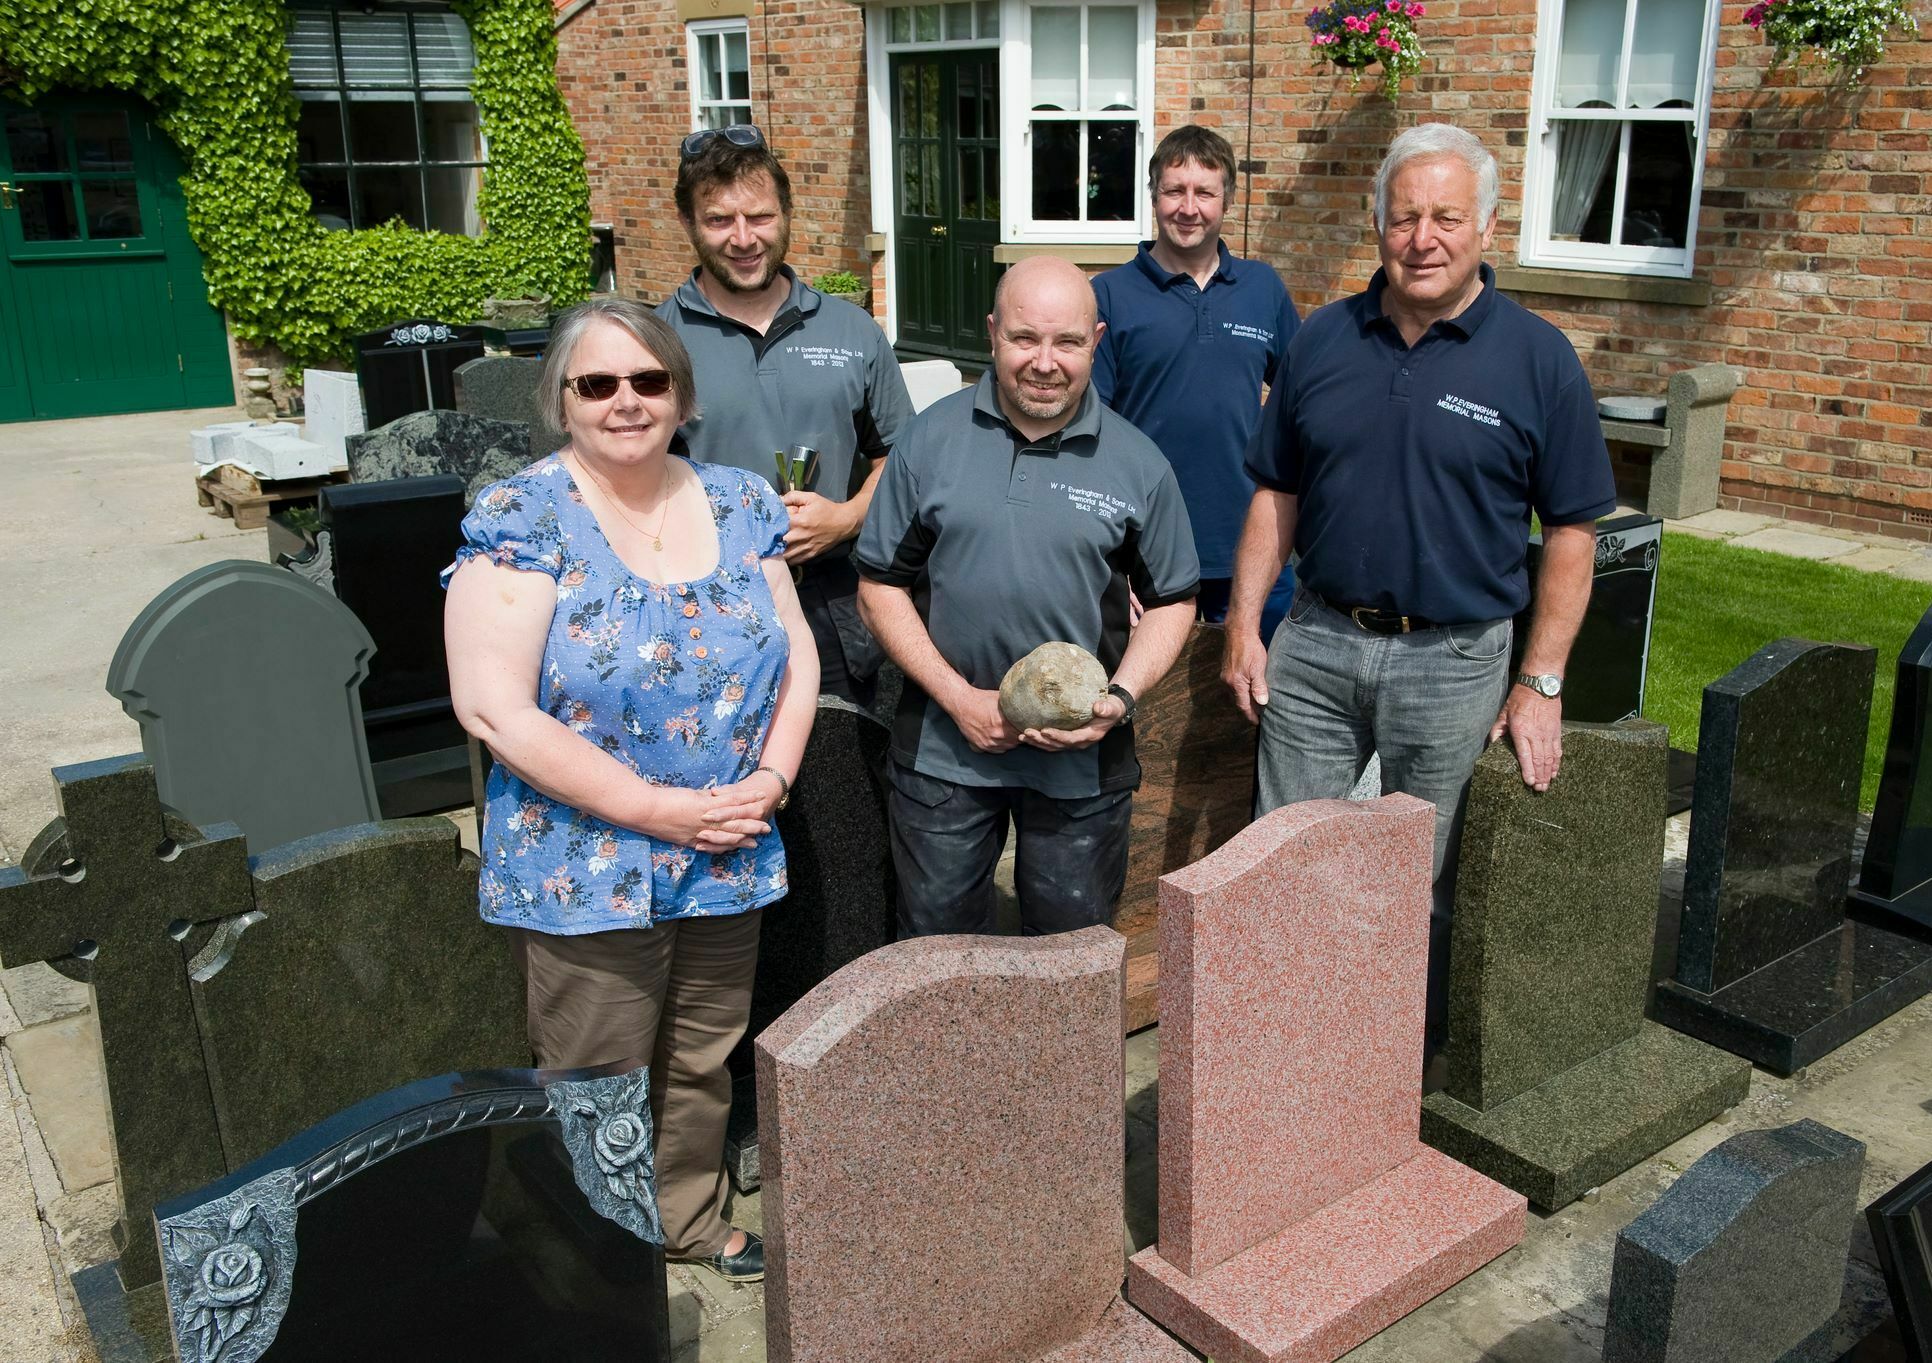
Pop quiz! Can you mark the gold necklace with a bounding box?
[572,451,675,551]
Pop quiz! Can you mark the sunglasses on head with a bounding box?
[680,124,766,160]
[562,369,675,402]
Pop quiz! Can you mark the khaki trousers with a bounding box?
[517,910,762,1258]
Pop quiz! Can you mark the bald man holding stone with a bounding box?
[855,257,1200,937]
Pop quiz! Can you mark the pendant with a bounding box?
[652,536,663,551]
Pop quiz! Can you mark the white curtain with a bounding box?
[1552,118,1618,236]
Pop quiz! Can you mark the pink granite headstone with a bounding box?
[757,926,1192,1363]
[1125,796,1526,1363]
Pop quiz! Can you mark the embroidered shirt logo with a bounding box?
[790,345,863,369]
[1222,322,1275,344]
[1437,393,1502,427]
[1050,482,1136,521]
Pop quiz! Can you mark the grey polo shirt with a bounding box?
[657,267,915,503]
[854,373,1200,798]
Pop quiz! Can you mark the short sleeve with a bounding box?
[440,477,564,588]
[733,469,791,559]
[862,332,917,454]
[1245,366,1300,493]
[1091,275,1120,406]
[1130,463,1202,608]
[1531,370,1619,526]
[1267,276,1301,387]
[853,431,932,587]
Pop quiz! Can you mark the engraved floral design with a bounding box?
[550,1068,664,1243]
[385,322,456,346]
[161,1185,295,1363]
[592,1107,654,1203]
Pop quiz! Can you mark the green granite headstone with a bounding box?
[1421,722,1751,1210]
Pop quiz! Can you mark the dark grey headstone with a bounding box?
[107,561,380,856]
[454,355,565,464]
[724,697,896,1189]
[1655,638,1932,1072]
[346,410,533,506]
[153,1062,669,1363]
[1852,603,1932,938]
[1867,1157,1932,1363]
[1603,1118,1864,1363]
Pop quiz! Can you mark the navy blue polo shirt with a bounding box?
[1093,241,1299,577]
[1247,264,1616,624]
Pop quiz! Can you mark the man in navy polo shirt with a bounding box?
[1092,125,1300,637]
[1223,123,1616,1045]
[856,257,1200,937]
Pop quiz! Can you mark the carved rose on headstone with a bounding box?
[199,1244,266,1306]
[999,642,1107,731]
[593,1109,653,1203]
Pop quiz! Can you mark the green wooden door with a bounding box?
[0,96,232,422]
[891,52,1001,362]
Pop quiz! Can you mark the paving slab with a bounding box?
[1730,527,1861,561]
[1,964,92,1031]
[5,1014,115,1194]
[1834,546,1919,574]
[1674,509,1778,537]
[0,1040,78,1362]
[1890,556,1932,584]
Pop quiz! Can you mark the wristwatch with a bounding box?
[1514,672,1564,699]
[1105,682,1138,722]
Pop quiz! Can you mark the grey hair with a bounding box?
[1372,123,1500,232]
[538,296,702,435]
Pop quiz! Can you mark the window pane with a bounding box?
[890,7,913,42]
[899,141,922,216]
[959,145,980,217]
[425,166,481,234]
[300,167,353,229]
[724,31,749,99]
[699,33,723,101]
[1087,120,1135,219]
[82,180,142,238]
[978,1,999,36]
[338,13,413,86]
[724,102,752,124]
[922,143,940,217]
[1556,0,1624,106]
[947,2,974,38]
[1031,8,1080,110]
[354,166,426,229]
[1548,119,1619,240]
[1031,119,1079,219]
[897,63,920,127]
[296,96,347,163]
[921,62,940,136]
[1621,120,1694,246]
[1087,7,1138,110]
[423,101,480,162]
[350,100,421,162]
[915,4,941,40]
[286,11,340,86]
[16,181,79,241]
[1628,0,1703,106]
[412,13,476,87]
[5,111,66,174]
[74,112,134,172]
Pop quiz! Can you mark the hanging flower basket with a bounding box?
[1744,0,1918,78]
[1306,0,1427,102]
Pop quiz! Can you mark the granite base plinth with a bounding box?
[1124,1148,1525,1363]
[1419,1022,1751,1210]
[73,1263,171,1363]
[1849,881,1932,944]
[724,1071,760,1192]
[1654,920,1932,1074]
[1034,1297,1197,1362]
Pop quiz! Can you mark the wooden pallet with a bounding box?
[194,469,348,531]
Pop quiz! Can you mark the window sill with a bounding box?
[1496,266,1711,308]
[992,243,1137,266]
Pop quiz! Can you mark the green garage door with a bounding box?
[0,95,233,423]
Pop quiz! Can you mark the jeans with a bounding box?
[886,761,1134,937]
[1254,587,1512,1044]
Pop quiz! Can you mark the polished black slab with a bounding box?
[1852,604,1932,940]
[1515,513,1661,724]
[353,317,490,429]
[1677,638,1875,993]
[1868,1157,1932,1363]
[1654,918,1932,1073]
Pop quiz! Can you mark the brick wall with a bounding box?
[558,0,1932,536]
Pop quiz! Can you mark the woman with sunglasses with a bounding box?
[443,295,817,1283]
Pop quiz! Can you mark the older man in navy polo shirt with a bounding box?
[1222,123,1616,1046]
[857,256,1200,937]
[1092,125,1300,636]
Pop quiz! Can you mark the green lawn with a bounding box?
[1645,531,1929,810]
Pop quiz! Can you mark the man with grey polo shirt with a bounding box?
[658,125,914,706]
[1223,123,1615,1050]
[856,256,1200,937]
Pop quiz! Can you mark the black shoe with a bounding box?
[681,1230,764,1284]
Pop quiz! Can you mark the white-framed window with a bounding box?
[1520,0,1720,277]
[286,3,486,235]
[688,19,752,131]
[1004,2,1153,243]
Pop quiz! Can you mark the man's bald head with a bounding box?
[985,255,1106,438]
[991,256,1099,332]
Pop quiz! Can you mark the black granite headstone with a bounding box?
[724,697,896,1190]
[353,318,490,429]
[317,476,471,817]
[106,560,381,854]
[1868,1157,1932,1363]
[1654,638,1932,1072]
[1603,1119,1865,1363]
[152,1062,669,1363]
[1851,604,1932,940]
[346,409,533,506]
[1514,512,1661,724]
[454,355,566,464]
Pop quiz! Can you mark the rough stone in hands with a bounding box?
[999,642,1107,731]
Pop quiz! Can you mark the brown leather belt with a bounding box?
[1328,600,1443,635]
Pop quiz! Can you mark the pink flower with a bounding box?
[1315,30,1339,42]
[1387,1,1402,12]
[1408,2,1425,15]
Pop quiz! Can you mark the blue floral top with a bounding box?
[444,454,793,934]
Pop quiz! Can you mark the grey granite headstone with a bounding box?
[346,409,533,506]
[454,355,565,464]
[724,697,896,1190]
[302,368,366,466]
[1602,1118,1865,1363]
[107,561,380,855]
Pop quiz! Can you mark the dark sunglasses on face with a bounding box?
[679,124,766,160]
[562,369,675,402]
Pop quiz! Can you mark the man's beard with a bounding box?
[696,222,791,294]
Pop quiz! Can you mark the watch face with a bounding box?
[1536,675,1561,697]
